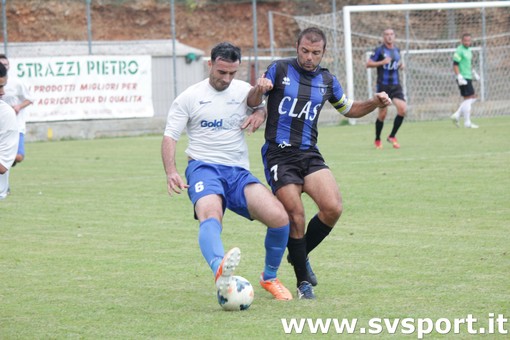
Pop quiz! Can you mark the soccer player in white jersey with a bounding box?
[161,42,293,301]
[0,55,34,196]
[0,62,19,200]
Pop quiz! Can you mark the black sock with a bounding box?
[305,214,332,254]
[389,115,404,138]
[287,237,308,286]
[375,119,384,141]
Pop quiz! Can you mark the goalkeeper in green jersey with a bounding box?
[450,33,479,129]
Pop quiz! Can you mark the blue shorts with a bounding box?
[17,133,25,156]
[185,160,261,220]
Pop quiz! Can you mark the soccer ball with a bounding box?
[217,275,254,311]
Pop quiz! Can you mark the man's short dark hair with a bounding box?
[0,62,7,78]
[211,42,242,63]
[297,27,327,49]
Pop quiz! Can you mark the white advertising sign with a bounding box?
[10,55,154,121]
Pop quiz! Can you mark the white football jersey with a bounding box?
[0,101,18,169]
[3,76,34,134]
[164,78,253,170]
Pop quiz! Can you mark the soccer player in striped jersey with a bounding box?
[366,28,407,149]
[252,27,391,299]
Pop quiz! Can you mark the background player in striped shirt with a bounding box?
[366,28,407,149]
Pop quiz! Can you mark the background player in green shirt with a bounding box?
[450,33,480,129]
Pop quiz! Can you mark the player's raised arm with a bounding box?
[247,74,272,108]
[344,92,391,118]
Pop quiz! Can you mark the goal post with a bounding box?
[343,1,510,101]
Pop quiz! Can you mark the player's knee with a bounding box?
[15,155,24,163]
[331,203,343,220]
[322,202,343,224]
[270,210,289,229]
[398,106,407,116]
[289,213,305,228]
[288,211,306,233]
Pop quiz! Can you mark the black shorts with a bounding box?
[261,142,329,193]
[376,84,406,101]
[458,79,475,97]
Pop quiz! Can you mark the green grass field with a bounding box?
[1,116,509,339]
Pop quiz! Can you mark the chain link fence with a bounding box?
[292,4,510,122]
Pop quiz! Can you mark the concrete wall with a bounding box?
[26,116,167,142]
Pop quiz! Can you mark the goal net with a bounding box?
[293,1,510,123]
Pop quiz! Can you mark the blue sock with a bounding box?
[263,224,290,281]
[198,218,224,276]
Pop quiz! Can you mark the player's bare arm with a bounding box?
[345,92,391,118]
[366,57,391,68]
[453,64,461,76]
[241,107,266,135]
[247,75,273,107]
[0,164,8,174]
[13,99,33,114]
[161,135,189,196]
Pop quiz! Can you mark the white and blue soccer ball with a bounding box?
[217,275,254,311]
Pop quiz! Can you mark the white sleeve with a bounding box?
[0,106,19,170]
[163,94,190,141]
[18,81,35,103]
[0,129,18,169]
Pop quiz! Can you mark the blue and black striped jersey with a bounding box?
[264,58,352,150]
[369,45,402,86]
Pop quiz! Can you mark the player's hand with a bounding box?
[374,92,392,108]
[241,107,266,135]
[472,69,480,82]
[457,74,468,86]
[166,172,189,196]
[254,74,273,94]
[247,74,272,108]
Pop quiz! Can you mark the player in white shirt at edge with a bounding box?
[0,54,35,196]
[0,62,19,200]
